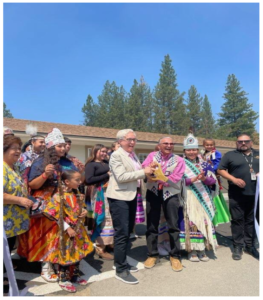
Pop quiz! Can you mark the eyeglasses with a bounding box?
[10,147,22,151]
[237,140,251,144]
[161,143,175,146]
[124,138,137,143]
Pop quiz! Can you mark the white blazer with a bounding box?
[106,147,146,201]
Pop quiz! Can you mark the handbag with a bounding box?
[29,196,46,218]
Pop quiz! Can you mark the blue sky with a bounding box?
[3,3,259,130]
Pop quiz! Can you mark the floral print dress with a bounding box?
[3,162,30,238]
[43,191,94,266]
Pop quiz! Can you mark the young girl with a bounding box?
[43,170,94,293]
[201,138,231,226]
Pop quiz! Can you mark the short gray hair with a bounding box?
[158,136,173,144]
[116,129,136,141]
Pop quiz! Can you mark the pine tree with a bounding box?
[153,54,186,134]
[186,85,203,135]
[171,95,189,136]
[82,95,99,126]
[96,81,127,129]
[251,131,259,145]
[199,95,215,137]
[125,76,154,132]
[217,74,258,138]
[3,102,13,118]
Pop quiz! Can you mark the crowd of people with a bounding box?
[3,124,259,293]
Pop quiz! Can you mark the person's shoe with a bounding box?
[95,247,114,260]
[115,270,139,284]
[112,264,139,273]
[232,247,243,260]
[170,257,183,272]
[197,250,210,262]
[188,250,200,262]
[244,246,259,259]
[129,233,138,239]
[41,271,59,282]
[144,257,158,269]
[73,277,89,286]
[59,281,77,293]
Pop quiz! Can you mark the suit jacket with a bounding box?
[106,147,146,201]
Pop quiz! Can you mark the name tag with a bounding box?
[251,172,257,181]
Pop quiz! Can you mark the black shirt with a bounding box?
[85,160,109,186]
[218,149,259,195]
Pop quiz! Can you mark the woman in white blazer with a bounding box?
[106,129,154,285]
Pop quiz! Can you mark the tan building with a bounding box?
[4,118,257,165]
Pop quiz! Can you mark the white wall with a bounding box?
[69,145,86,164]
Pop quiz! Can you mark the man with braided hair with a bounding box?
[142,137,185,272]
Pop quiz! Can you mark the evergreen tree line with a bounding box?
[82,55,258,142]
[3,102,13,118]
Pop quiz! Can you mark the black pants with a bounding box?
[108,196,137,273]
[229,190,255,248]
[146,190,181,258]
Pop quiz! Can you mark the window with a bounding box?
[86,147,92,159]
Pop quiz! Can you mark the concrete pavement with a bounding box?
[46,221,259,297]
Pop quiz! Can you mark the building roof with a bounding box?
[3,118,258,149]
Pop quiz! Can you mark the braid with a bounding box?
[57,171,66,258]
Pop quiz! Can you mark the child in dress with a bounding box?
[201,138,231,225]
[43,170,94,293]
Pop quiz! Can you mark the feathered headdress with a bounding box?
[25,123,45,140]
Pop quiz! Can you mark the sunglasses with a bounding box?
[237,140,251,144]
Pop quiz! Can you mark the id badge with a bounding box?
[251,172,257,181]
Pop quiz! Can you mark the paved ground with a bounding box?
[7,196,259,297]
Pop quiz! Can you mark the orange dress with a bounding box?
[43,192,94,265]
[17,187,58,262]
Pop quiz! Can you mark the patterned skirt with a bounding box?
[178,207,218,251]
[157,206,218,252]
[91,188,114,246]
[17,187,58,262]
[47,224,94,266]
[135,193,145,224]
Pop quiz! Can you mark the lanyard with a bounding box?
[241,151,254,172]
